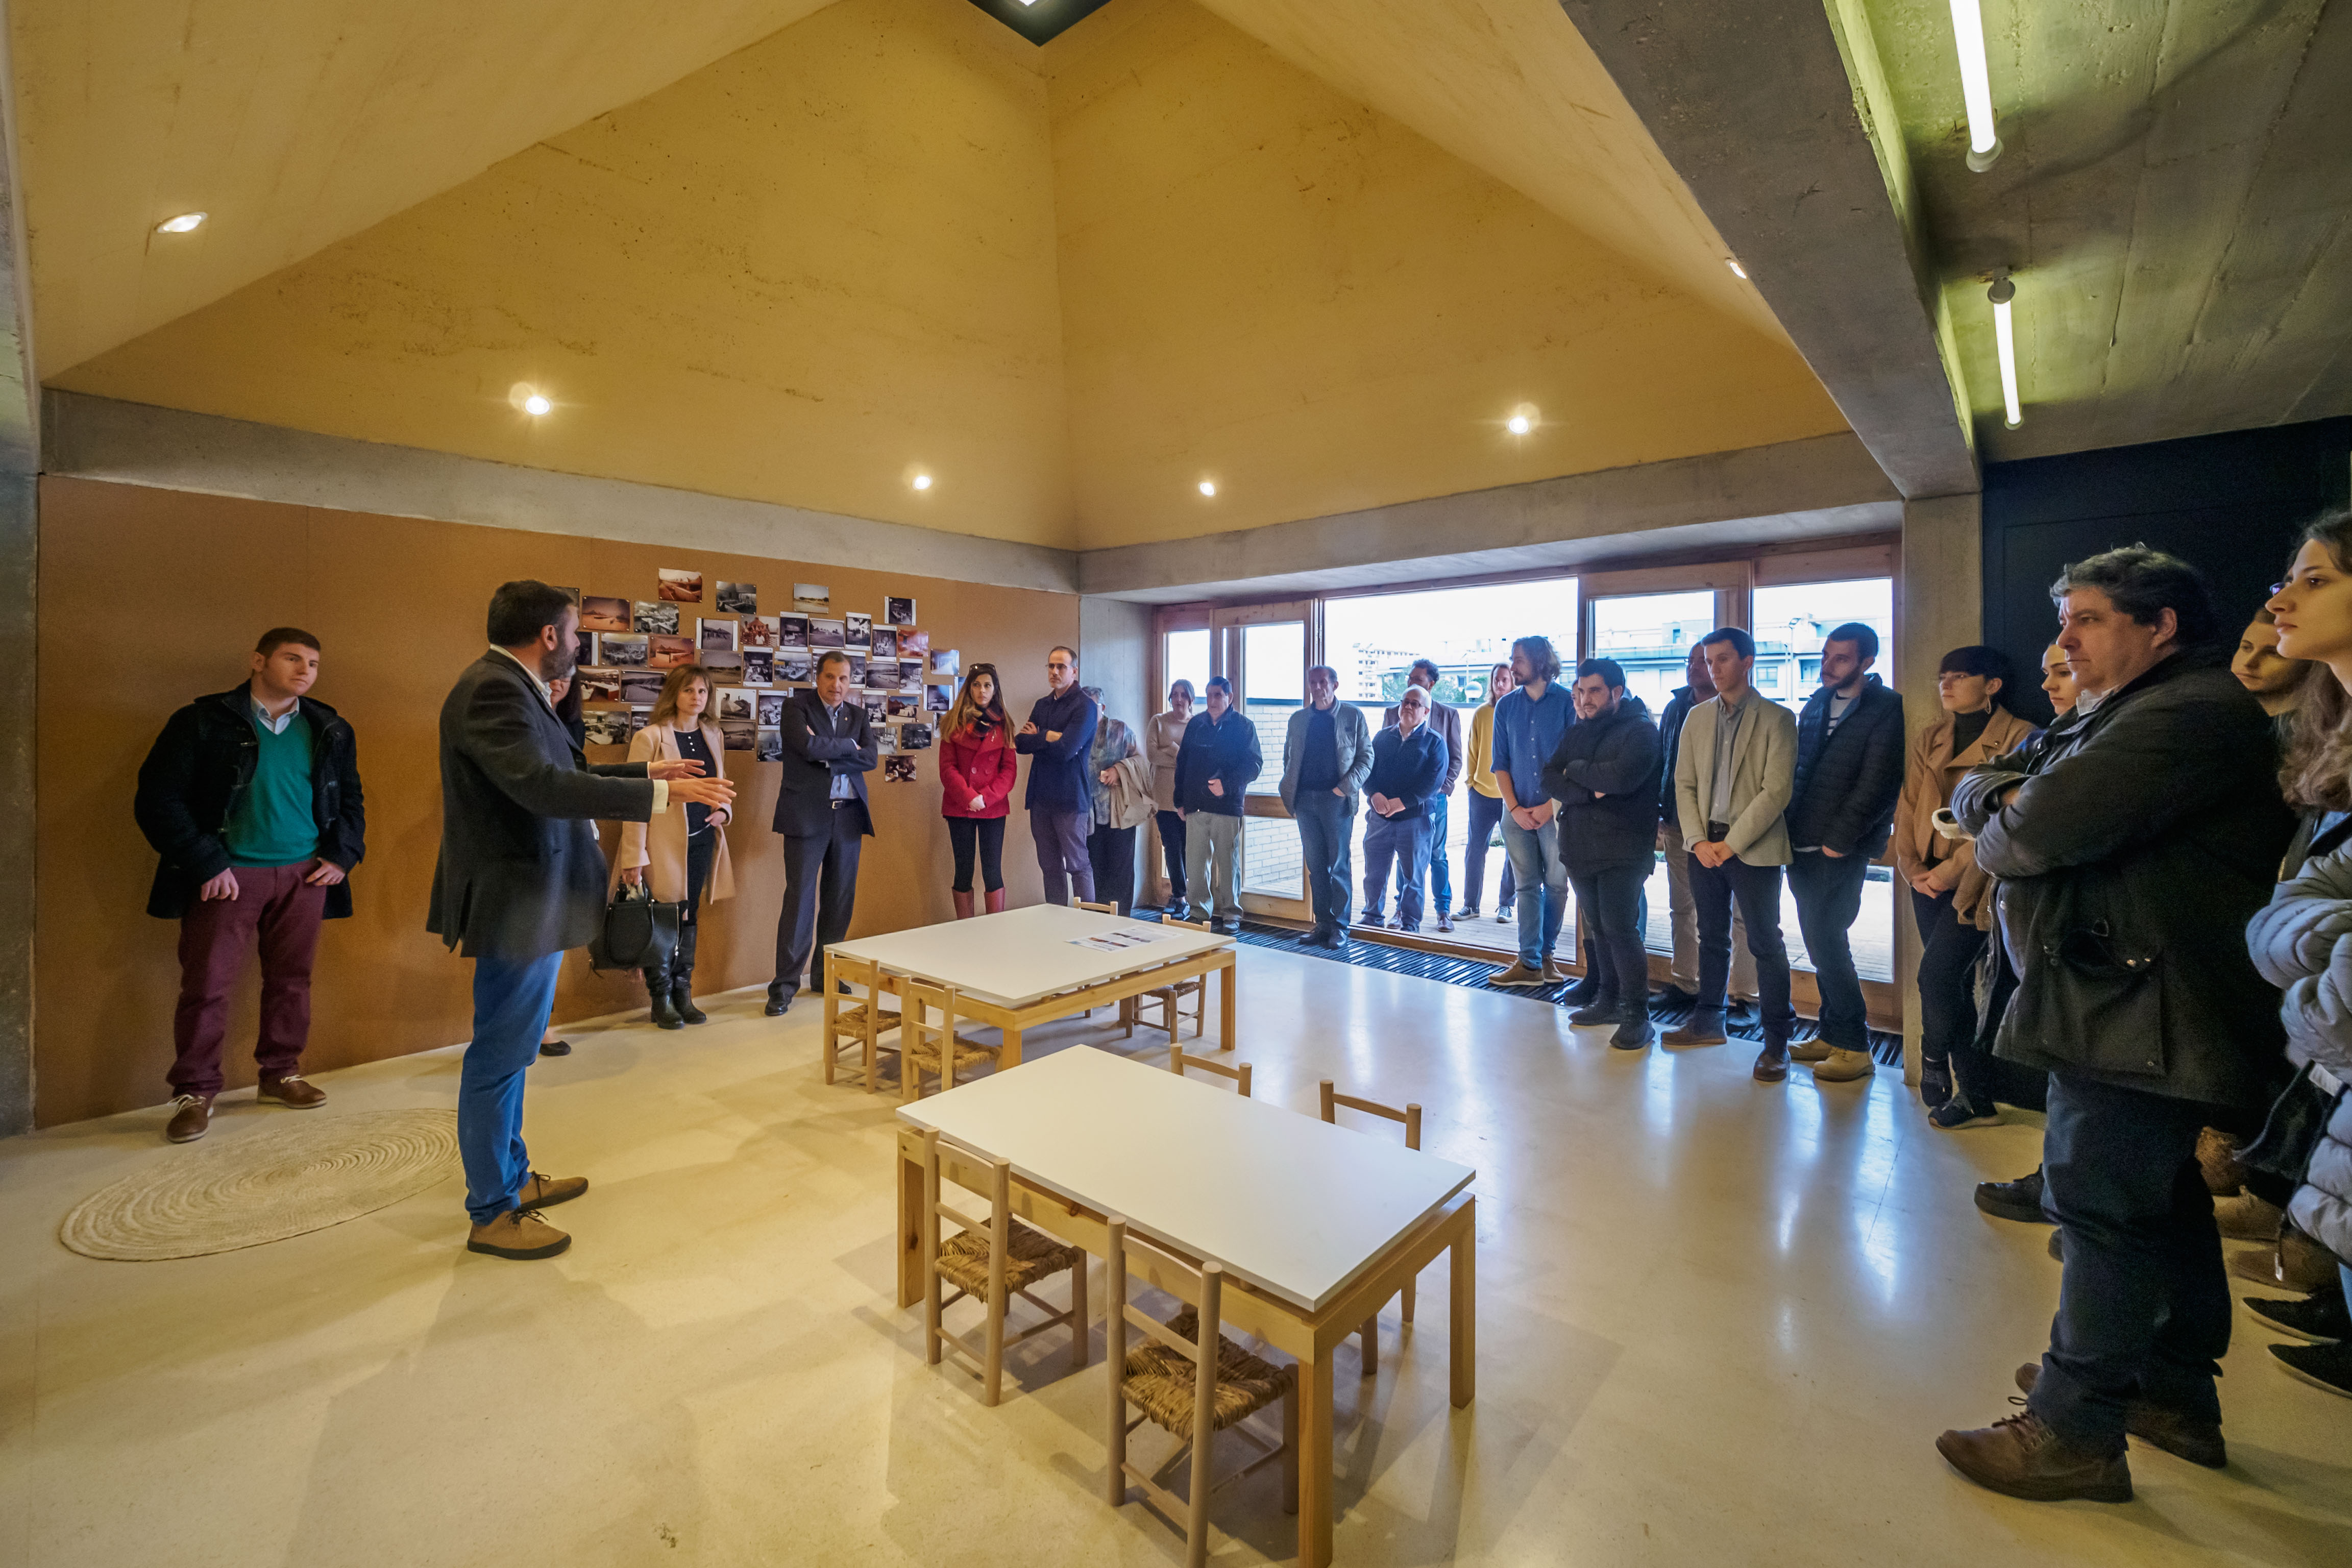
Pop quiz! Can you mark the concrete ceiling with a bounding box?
[1862,0,2352,460]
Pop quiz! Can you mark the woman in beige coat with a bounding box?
[611,665,737,1028]
[1892,645,2033,1121]
[1144,680,1195,917]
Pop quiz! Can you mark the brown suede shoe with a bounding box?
[1662,1009,1728,1047]
[1539,958,1566,985]
[1488,961,1546,988]
[467,1209,572,1260]
[1811,1047,1877,1083]
[2014,1362,2225,1469]
[166,1094,214,1143]
[257,1072,327,1109]
[1752,1042,1790,1083]
[1935,1408,2132,1502]
[517,1172,589,1210]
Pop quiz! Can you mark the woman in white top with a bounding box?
[1144,680,1195,917]
[610,665,737,1028]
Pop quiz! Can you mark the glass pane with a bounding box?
[1749,578,1895,719]
[1163,627,1211,709]
[1589,590,1718,712]
[1641,847,1894,982]
[1240,621,1304,796]
[1240,815,1303,899]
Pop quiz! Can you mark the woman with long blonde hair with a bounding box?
[939,663,1017,916]
[610,664,736,1025]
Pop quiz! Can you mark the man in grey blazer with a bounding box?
[1667,626,1799,1077]
[429,580,734,1260]
[1280,664,1374,948]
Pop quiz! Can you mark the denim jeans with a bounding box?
[1363,812,1435,930]
[1787,849,1872,1051]
[1688,852,1795,1038]
[1502,816,1567,966]
[1462,791,1515,912]
[1426,792,1453,913]
[459,949,566,1225]
[1292,790,1356,937]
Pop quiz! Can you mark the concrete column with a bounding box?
[1895,493,1982,1084]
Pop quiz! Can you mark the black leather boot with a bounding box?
[1610,996,1655,1051]
[672,921,707,1025]
[1569,990,1620,1026]
[647,955,683,1030]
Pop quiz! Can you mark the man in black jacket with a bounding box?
[768,651,878,1013]
[1935,549,2294,1502]
[429,581,733,1260]
[1783,622,1904,1084]
[135,628,366,1143]
[1174,676,1263,933]
[1543,659,1663,1049]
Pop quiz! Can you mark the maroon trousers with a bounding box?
[170,861,329,1098]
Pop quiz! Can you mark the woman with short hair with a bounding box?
[610,664,736,1028]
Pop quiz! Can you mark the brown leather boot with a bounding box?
[166,1093,215,1143]
[1935,1408,2132,1502]
[952,890,976,919]
[466,1209,572,1260]
[1751,1041,1791,1082]
[1662,1009,1728,1047]
[257,1071,327,1108]
[2014,1363,2225,1468]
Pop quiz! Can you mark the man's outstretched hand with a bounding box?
[647,758,707,780]
[669,775,738,808]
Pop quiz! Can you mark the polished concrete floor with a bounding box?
[3,947,2347,1566]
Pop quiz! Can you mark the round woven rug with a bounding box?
[60,1109,460,1261]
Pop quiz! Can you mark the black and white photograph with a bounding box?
[579,595,630,632]
[742,649,774,686]
[777,656,813,684]
[809,618,844,651]
[885,595,916,627]
[865,658,896,690]
[720,719,756,751]
[898,660,924,694]
[925,683,951,713]
[900,721,934,751]
[883,755,917,783]
[777,614,808,650]
[702,650,745,683]
[582,710,631,747]
[576,628,597,670]
[576,667,622,702]
[633,600,679,635]
[598,632,649,667]
[756,693,786,726]
[886,694,919,720]
[870,627,897,659]
[792,582,829,610]
[845,612,871,649]
[740,614,779,647]
[658,568,704,603]
[715,688,756,723]
[716,580,757,614]
[928,648,960,680]
[862,692,887,724]
[845,652,867,684]
[877,726,899,755]
[619,670,665,704]
[649,634,696,669]
[898,628,929,657]
[628,707,652,735]
[698,618,737,651]
[755,728,782,762]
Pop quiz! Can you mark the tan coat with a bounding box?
[608,720,738,905]
[1890,706,2035,928]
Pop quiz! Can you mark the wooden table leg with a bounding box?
[1296,1348,1335,1567]
[1450,1197,1476,1408]
[997,1024,1023,1071]
[1219,958,1237,1052]
[897,1141,924,1308]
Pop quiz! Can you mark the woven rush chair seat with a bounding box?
[904,1035,994,1079]
[936,1220,1083,1298]
[1124,1307,1296,1434]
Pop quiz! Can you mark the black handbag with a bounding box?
[2241,1063,2347,1186]
[590,881,682,974]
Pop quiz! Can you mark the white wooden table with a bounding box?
[894,1047,1477,1567]
[828,904,1236,1067]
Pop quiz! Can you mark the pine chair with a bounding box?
[1106,1217,1297,1565]
[921,1129,1089,1406]
[1076,900,1117,914]
[1171,1045,1250,1097]
[899,981,996,1102]
[1074,900,1129,1027]
[1134,916,1211,1045]
[1319,1079,1424,1376]
[823,951,900,1092]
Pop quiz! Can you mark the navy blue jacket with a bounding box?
[1016,685,1100,814]
[1365,722,1448,820]
[773,689,876,839]
[1173,707,1263,816]
[1787,674,1905,857]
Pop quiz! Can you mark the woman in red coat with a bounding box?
[939,663,1018,916]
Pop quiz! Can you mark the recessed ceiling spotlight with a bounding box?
[912,473,933,491]
[508,382,554,416]
[1507,414,1531,435]
[1727,258,1748,279]
[1505,403,1540,436]
[524,394,552,416]
[1198,480,1217,497]
[155,212,206,234]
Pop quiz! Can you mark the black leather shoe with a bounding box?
[1568,995,1620,1026]
[673,984,708,1025]
[765,991,792,1017]
[1975,1167,2051,1224]
[1651,984,1699,1011]
[537,1038,573,1057]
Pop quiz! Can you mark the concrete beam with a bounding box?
[0,4,36,1139]
[1080,432,1901,602]
[42,392,1080,598]
[1559,0,1978,500]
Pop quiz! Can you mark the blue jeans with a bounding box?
[1363,812,1434,930]
[459,950,566,1225]
[1292,790,1356,937]
[1426,793,1453,913]
[1788,849,1872,1051]
[1462,791,1515,911]
[1502,816,1566,965]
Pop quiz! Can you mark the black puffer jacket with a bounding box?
[1785,674,1905,857]
[1953,646,2295,1109]
[1655,684,1699,827]
[1540,697,1663,872]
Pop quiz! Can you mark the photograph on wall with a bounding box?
[755,728,782,762]
[793,583,830,610]
[716,581,757,614]
[698,618,737,651]
[870,627,897,659]
[649,634,696,669]
[845,652,867,684]
[927,648,960,680]
[756,692,786,726]
[702,650,745,683]
[886,693,919,719]
[582,710,631,747]
[658,568,704,603]
[861,692,887,723]
[633,600,679,635]
[808,618,845,651]
[742,649,774,686]
[884,755,917,784]
[777,614,809,650]
[925,683,952,713]
[598,633,649,667]
[715,688,756,723]
[740,614,779,647]
[777,656,813,684]
[576,628,598,670]
[619,670,665,704]
[900,721,934,750]
[885,595,917,627]
[721,719,756,751]
[898,628,930,657]
[628,707,652,734]
[876,725,899,755]
[552,585,583,605]
[845,612,872,649]
[579,595,631,632]
[864,658,896,690]
[898,660,924,694]
[576,667,622,702]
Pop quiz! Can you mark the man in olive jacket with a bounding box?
[1280,664,1374,947]
[1936,548,2294,1503]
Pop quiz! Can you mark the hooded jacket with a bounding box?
[1541,696,1663,872]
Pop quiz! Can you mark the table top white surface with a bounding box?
[829,904,1232,1009]
[897,1046,1475,1313]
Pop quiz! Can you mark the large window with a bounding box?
[1589,589,1717,710]
[1750,578,1895,717]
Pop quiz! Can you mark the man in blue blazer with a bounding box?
[1359,685,1449,933]
[767,650,878,1013]
[429,580,733,1260]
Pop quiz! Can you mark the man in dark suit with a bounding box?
[767,649,877,1015]
[429,580,733,1261]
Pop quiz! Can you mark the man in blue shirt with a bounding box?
[1487,634,1576,985]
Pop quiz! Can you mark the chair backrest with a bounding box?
[904,978,958,1040]
[1164,916,1211,930]
[831,950,884,998]
[1319,1079,1422,1151]
[1106,1215,1223,1438]
[921,1128,1010,1276]
[1076,900,1116,914]
[1171,1045,1251,1097]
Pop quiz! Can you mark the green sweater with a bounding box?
[225,709,320,866]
